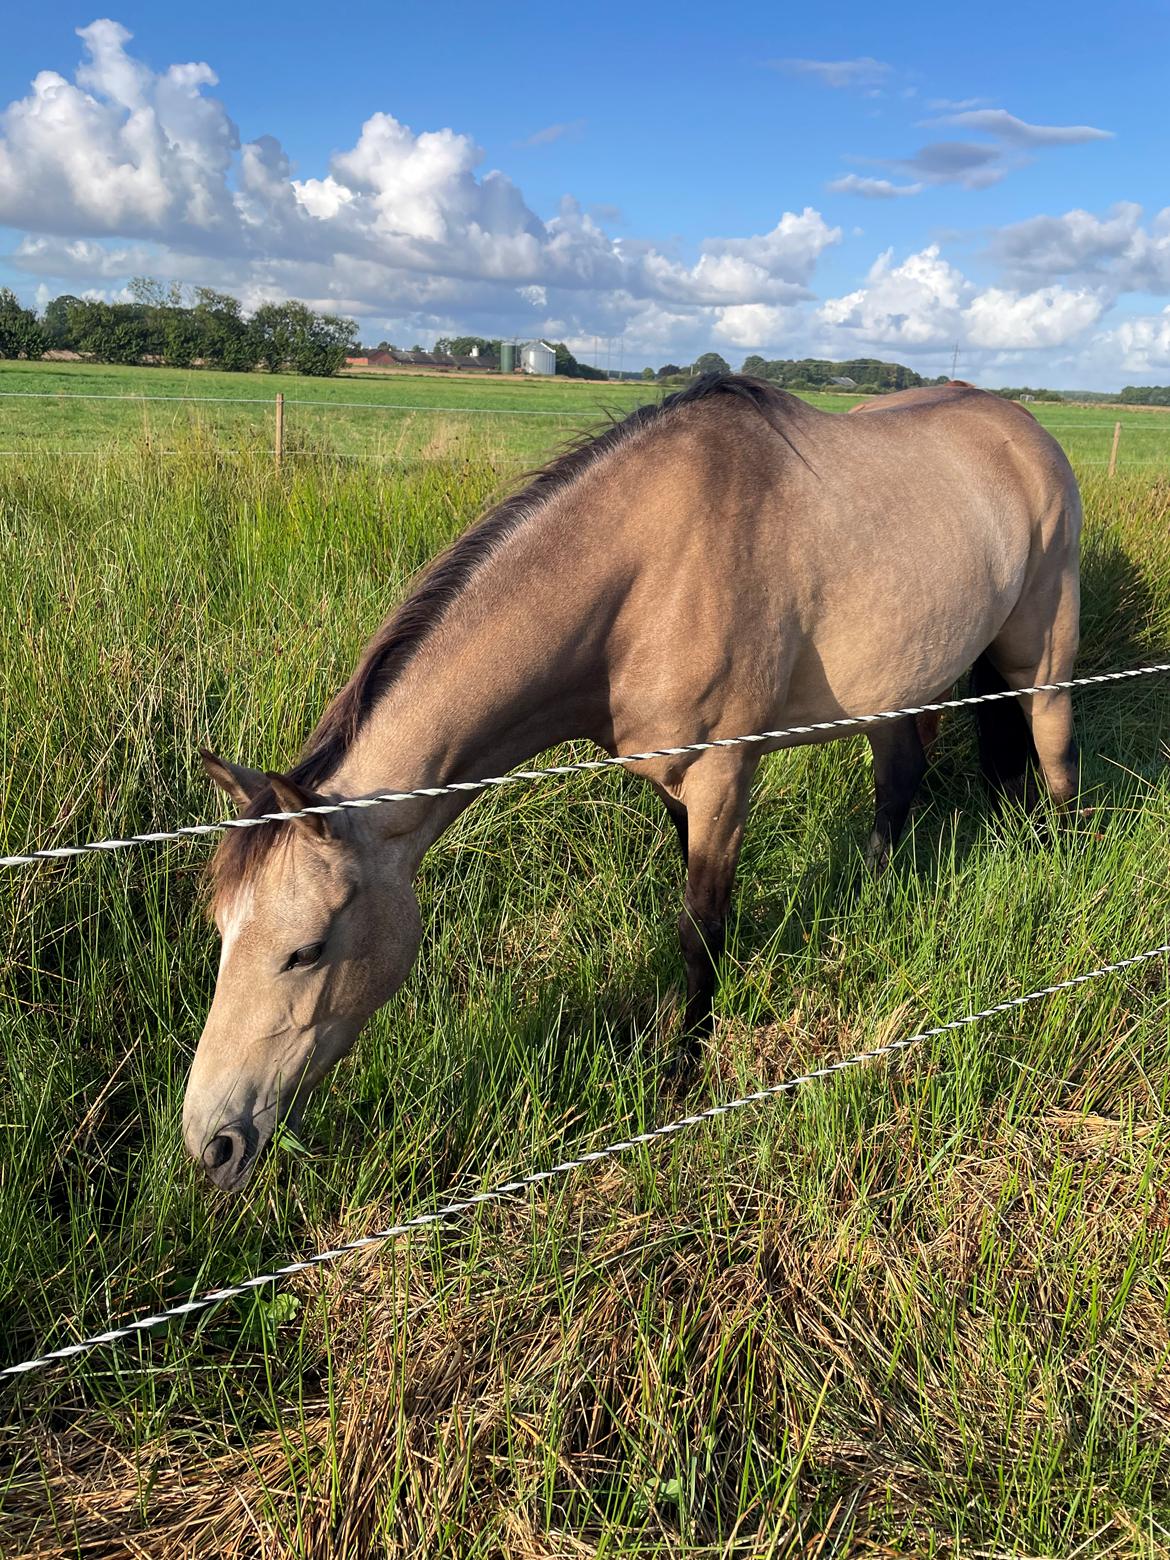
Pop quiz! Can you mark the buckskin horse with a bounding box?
[185,375,1081,1190]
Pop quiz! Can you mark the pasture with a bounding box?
[2,369,1170,1556]
[2,356,1169,473]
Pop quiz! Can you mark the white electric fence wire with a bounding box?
[4,662,1170,870]
[3,936,1166,1381]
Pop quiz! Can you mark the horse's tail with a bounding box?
[971,652,1039,804]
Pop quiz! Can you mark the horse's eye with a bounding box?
[284,943,323,972]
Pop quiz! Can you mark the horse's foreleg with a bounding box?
[672,753,759,1056]
[866,717,928,871]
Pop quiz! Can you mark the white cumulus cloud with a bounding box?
[0,21,843,352]
[819,244,1105,355]
[1110,307,1170,372]
[964,286,1105,348]
[818,245,968,347]
[988,203,1170,294]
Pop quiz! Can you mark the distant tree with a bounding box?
[641,366,655,380]
[693,352,731,378]
[66,300,153,365]
[191,289,255,371]
[128,276,186,309]
[548,341,606,379]
[0,288,45,359]
[435,335,496,358]
[1120,385,1170,406]
[42,294,83,350]
[159,309,203,368]
[249,301,359,376]
[410,343,424,353]
[656,363,683,379]
[741,355,768,377]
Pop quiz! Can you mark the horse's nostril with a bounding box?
[203,1133,237,1172]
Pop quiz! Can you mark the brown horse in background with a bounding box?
[186,375,1081,1190]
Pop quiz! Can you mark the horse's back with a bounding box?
[605,377,1080,738]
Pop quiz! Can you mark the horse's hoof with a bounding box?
[661,1039,703,1088]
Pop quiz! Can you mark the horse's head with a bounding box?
[183,752,422,1192]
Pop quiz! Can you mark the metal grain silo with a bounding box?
[521,340,557,376]
[499,341,515,374]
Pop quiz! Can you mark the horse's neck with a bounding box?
[329,494,615,860]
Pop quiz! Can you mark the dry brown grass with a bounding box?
[7,1090,1169,1559]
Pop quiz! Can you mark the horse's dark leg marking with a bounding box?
[866,717,928,871]
[670,755,758,1062]
[972,651,1042,809]
[654,787,689,866]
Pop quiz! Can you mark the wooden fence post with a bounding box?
[275,391,284,472]
[1108,419,1121,478]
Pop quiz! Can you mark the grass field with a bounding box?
[0,358,672,472]
[2,356,1170,474]
[2,371,1170,1555]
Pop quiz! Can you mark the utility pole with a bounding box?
[950,343,960,380]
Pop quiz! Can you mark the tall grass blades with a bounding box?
[1,436,1170,1557]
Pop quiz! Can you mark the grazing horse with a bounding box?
[186,375,1081,1190]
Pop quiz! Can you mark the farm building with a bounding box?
[344,347,498,372]
[520,340,557,375]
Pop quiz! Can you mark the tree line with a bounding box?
[644,354,946,391]
[1119,385,1170,406]
[0,279,358,377]
[739,355,948,393]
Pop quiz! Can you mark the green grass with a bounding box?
[0,357,657,472]
[0,358,862,472]
[1,426,1170,1555]
[2,357,1169,474]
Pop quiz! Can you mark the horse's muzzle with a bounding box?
[200,1123,256,1192]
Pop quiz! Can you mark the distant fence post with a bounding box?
[275,392,284,472]
[1108,419,1121,477]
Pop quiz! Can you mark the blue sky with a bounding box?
[1,2,1168,386]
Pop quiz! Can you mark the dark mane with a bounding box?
[210,374,795,899]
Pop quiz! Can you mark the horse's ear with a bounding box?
[200,750,268,810]
[265,771,336,840]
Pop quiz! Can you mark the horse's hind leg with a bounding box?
[669,751,759,1057]
[972,652,1041,808]
[866,717,927,871]
[982,576,1080,808]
